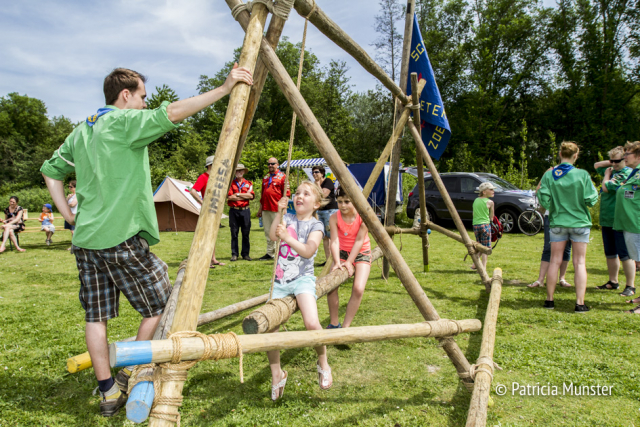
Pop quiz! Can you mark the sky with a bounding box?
[1,0,558,122]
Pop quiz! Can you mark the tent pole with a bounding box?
[170,200,178,235]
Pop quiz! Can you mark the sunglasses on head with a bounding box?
[268,162,277,166]
[610,158,623,164]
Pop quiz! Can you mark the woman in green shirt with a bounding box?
[609,141,640,313]
[538,142,599,313]
[594,146,634,293]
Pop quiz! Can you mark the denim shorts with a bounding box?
[549,227,591,243]
[271,275,317,300]
[623,231,640,262]
[317,209,337,239]
[541,216,571,262]
[601,226,630,261]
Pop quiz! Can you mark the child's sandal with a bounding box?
[271,370,288,401]
[317,364,332,390]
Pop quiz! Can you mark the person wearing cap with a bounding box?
[39,203,56,246]
[472,182,495,271]
[40,63,252,417]
[190,155,226,268]
[227,163,254,261]
[257,157,290,260]
[538,141,598,313]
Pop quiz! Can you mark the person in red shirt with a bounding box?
[189,155,225,268]
[227,163,255,261]
[257,157,290,260]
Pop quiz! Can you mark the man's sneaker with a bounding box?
[230,255,238,262]
[115,368,132,394]
[620,286,636,297]
[543,300,555,309]
[243,256,252,261]
[96,383,127,417]
[575,304,590,313]
[258,254,274,261]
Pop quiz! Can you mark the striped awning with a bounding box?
[280,158,327,169]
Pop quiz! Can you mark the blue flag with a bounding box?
[406,15,451,160]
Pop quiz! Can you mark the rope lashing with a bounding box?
[231,0,296,21]
[457,356,503,382]
[253,297,297,330]
[127,331,244,426]
[464,242,477,255]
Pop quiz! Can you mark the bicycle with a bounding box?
[517,194,543,236]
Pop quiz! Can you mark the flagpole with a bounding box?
[382,0,416,280]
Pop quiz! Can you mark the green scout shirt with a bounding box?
[472,197,490,225]
[539,164,599,228]
[613,169,640,233]
[40,102,179,250]
[596,166,632,228]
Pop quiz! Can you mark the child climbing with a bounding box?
[471,182,495,271]
[326,186,371,329]
[39,203,55,246]
[267,181,332,401]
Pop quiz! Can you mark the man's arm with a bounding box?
[43,174,74,224]
[189,188,203,204]
[166,63,253,123]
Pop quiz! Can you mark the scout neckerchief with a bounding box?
[86,107,115,127]
[552,163,574,181]
[267,172,279,188]
[235,178,246,192]
[623,168,639,185]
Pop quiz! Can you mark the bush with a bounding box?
[0,187,56,216]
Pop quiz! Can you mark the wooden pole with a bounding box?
[230,15,287,186]
[422,219,492,255]
[292,0,409,105]
[149,5,269,426]
[110,318,482,367]
[243,247,383,334]
[411,73,430,272]
[466,269,503,427]
[228,0,474,389]
[382,0,415,279]
[407,121,492,287]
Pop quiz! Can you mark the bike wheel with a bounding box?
[518,210,543,236]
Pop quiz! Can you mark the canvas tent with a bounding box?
[153,177,227,232]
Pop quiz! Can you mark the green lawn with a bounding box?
[0,218,638,426]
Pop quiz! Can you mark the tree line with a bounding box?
[1,0,639,212]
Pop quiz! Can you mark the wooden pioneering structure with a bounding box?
[94,1,504,425]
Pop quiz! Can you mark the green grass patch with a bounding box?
[0,219,638,426]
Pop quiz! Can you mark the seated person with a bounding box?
[1,196,26,252]
[39,204,56,246]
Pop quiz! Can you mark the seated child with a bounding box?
[471,182,495,270]
[39,203,55,246]
[326,186,371,329]
[267,181,332,401]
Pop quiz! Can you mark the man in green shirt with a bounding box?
[594,146,634,294]
[41,64,252,416]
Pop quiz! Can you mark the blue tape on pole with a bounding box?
[112,341,153,367]
[127,381,155,423]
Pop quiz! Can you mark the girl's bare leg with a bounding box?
[266,326,284,386]
[571,242,588,305]
[296,293,330,373]
[546,241,568,301]
[326,288,340,326]
[342,263,371,328]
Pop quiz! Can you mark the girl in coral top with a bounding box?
[326,186,372,329]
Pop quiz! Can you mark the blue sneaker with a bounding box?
[326,323,341,329]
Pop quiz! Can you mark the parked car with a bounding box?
[406,172,536,233]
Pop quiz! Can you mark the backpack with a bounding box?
[491,215,503,248]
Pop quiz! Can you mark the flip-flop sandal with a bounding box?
[624,305,640,314]
[317,364,332,390]
[209,264,216,269]
[625,297,640,304]
[271,370,288,401]
[211,261,226,266]
[559,280,572,288]
[527,280,543,288]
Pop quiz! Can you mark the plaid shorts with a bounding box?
[473,224,492,248]
[339,249,372,265]
[73,235,171,322]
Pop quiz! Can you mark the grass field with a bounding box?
[0,218,639,426]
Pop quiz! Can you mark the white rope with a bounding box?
[232,0,296,21]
